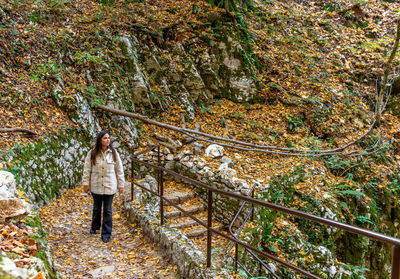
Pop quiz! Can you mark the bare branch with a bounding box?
[0,128,37,135]
[97,105,378,156]
[222,117,235,139]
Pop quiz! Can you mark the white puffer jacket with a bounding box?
[81,148,125,195]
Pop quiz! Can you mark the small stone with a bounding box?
[154,133,169,142]
[181,156,190,162]
[205,144,224,158]
[88,265,115,278]
[230,177,248,189]
[217,164,236,179]
[182,137,195,144]
[193,142,203,155]
[165,161,175,170]
[145,175,157,192]
[177,152,184,160]
[220,157,233,168]
[194,161,205,170]
[184,162,194,169]
[166,154,174,161]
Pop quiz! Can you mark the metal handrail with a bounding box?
[227,186,280,279]
[130,148,400,279]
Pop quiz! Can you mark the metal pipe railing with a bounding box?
[227,185,279,278]
[130,148,400,279]
[207,190,213,268]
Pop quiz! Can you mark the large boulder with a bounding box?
[0,171,17,199]
[0,198,31,222]
[0,171,30,222]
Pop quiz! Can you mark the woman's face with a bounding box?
[101,133,110,149]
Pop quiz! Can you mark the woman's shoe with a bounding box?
[90,229,97,234]
[101,236,110,243]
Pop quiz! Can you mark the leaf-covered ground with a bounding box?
[1,0,400,153]
[39,186,177,279]
[141,98,400,201]
[137,97,400,275]
[0,222,40,269]
[2,0,400,276]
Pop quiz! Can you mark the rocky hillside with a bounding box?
[2,0,400,278]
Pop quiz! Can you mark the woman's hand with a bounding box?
[118,188,124,194]
[83,185,90,193]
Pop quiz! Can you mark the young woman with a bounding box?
[81,131,124,243]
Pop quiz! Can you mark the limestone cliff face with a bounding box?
[51,32,258,145]
[3,27,259,207]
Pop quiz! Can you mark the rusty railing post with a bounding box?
[234,243,238,272]
[392,245,400,279]
[160,169,164,226]
[251,190,254,222]
[157,146,161,194]
[131,157,134,201]
[207,189,213,268]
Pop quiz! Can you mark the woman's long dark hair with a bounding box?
[91,131,117,165]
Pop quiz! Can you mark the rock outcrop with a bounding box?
[0,171,30,222]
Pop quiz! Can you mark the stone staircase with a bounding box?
[163,181,222,239]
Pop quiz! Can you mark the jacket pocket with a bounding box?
[106,161,115,173]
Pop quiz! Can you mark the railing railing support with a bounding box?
[131,159,134,201]
[131,150,400,279]
[160,169,164,226]
[156,146,165,226]
[157,146,161,194]
[250,190,254,222]
[207,189,213,268]
[392,245,400,279]
[234,243,238,273]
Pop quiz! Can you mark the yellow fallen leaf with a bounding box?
[29,271,45,279]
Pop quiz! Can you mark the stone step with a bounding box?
[185,226,221,238]
[164,205,205,219]
[170,218,208,229]
[164,192,196,204]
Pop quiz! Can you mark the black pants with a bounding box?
[91,193,114,238]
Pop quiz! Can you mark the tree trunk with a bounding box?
[225,0,229,13]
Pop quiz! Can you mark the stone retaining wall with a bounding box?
[0,128,136,208]
[135,145,264,229]
[124,190,232,279]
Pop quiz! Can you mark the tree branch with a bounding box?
[0,128,37,135]
[97,105,378,156]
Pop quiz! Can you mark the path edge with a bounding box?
[124,196,233,279]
